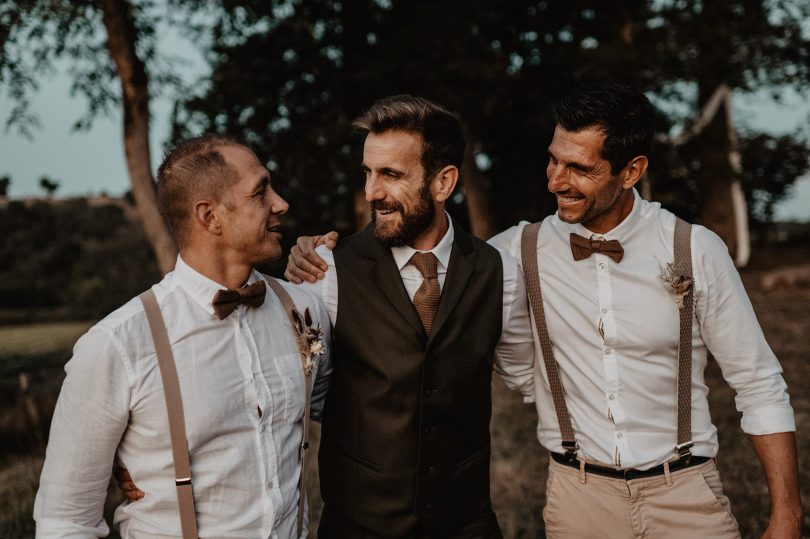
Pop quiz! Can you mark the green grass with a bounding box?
[0,322,91,379]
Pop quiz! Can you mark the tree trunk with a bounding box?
[100,0,177,275]
[695,87,737,262]
[461,131,495,240]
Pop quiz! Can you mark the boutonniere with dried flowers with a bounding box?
[658,260,694,309]
[291,307,325,376]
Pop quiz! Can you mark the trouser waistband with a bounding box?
[550,452,711,481]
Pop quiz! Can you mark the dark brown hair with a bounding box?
[353,95,465,180]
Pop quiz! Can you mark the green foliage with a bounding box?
[169,0,810,234]
[0,199,159,321]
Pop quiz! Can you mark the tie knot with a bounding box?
[410,252,438,279]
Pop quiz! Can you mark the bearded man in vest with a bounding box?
[285,95,534,538]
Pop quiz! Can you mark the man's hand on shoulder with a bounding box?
[285,231,339,284]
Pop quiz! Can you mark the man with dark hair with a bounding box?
[286,94,534,538]
[487,82,801,537]
[35,136,332,538]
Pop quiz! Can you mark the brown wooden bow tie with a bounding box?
[570,233,624,263]
[212,280,267,320]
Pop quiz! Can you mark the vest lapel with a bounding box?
[427,225,474,347]
[358,225,426,339]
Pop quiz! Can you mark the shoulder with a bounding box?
[264,276,328,322]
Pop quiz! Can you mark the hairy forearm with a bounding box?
[750,432,803,530]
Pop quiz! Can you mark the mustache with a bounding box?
[371,200,404,213]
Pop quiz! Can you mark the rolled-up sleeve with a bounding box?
[34,327,132,538]
[490,230,536,402]
[693,228,795,435]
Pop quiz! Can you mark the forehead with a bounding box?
[549,125,607,162]
[363,130,423,168]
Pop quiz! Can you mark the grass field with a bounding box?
[1,280,808,537]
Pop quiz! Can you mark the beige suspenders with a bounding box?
[139,289,199,539]
[520,217,694,462]
[139,277,314,539]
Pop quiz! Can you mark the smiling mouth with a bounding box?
[557,194,584,204]
[266,224,282,234]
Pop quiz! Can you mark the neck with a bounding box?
[410,209,448,251]
[583,189,635,235]
[181,246,253,289]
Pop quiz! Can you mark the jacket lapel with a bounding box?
[427,224,475,347]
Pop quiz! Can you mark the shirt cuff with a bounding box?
[740,405,796,435]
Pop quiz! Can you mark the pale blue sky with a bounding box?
[1,36,809,221]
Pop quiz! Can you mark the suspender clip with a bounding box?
[675,441,694,461]
[175,477,192,486]
[562,441,579,462]
[301,441,310,451]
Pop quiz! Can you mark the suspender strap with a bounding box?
[673,217,694,457]
[520,221,578,458]
[139,290,199,539]
[264,277,313,538]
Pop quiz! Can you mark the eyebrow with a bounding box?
[251,175,270,194]
[362,164,406,178]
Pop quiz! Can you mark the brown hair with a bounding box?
[156,135,245,247]
[352,95,465,180]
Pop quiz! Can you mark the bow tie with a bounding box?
[212,280,267,320]
[570,233,624,263]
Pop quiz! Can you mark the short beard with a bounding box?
[372,181,435,248]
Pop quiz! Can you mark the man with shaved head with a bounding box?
[35,135,331,538]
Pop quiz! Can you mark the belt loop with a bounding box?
[579,456,587,484]
[663,460,673,486]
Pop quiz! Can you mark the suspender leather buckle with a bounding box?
[175,477,192,486]
[674,441,694,461]
[301,441,310,451]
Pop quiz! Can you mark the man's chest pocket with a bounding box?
[263,352,306,423]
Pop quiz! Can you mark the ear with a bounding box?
[620,156,649,190]
[430,165,459,203]
[192,199,223,236]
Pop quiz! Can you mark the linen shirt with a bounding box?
[34,256,331,539]
[298,215,535,392]
[489,189,795,470]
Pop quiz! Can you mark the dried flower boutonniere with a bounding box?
[291,307,325,376]
[658,260,694,309]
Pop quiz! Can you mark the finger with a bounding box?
[286,258,321,284]
[323,231,339,250]
[284,268,303,284]
[114,467,131,482]
[298,236,328,271]
[125,488,145,502]
[119,480,137,492]
[289,250,325,281]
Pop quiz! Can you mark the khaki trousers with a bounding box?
[544,457,741,538]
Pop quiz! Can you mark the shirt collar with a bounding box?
[391,212,454,272]
[560,188,643,241]
[173,255,263,317]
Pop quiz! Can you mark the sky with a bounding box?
[1,33,809,221]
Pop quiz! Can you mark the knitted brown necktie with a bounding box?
[410,252,440,335]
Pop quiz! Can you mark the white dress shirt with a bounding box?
[489,189,795,470]
[297,214,535,393]
[34,256,331,539]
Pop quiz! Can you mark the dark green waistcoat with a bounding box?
[318,222,503,537]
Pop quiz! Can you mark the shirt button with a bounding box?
[599,263,606,270]
[605,349,612,355]
[425,389,435,397]
[608,394,615,400]
[267,480,273,488]
[617,433,624,439]
[601,307,608,314]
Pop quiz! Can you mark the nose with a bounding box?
[546,162,568,193]
[270,189,289,215]
[365,173,384,202]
